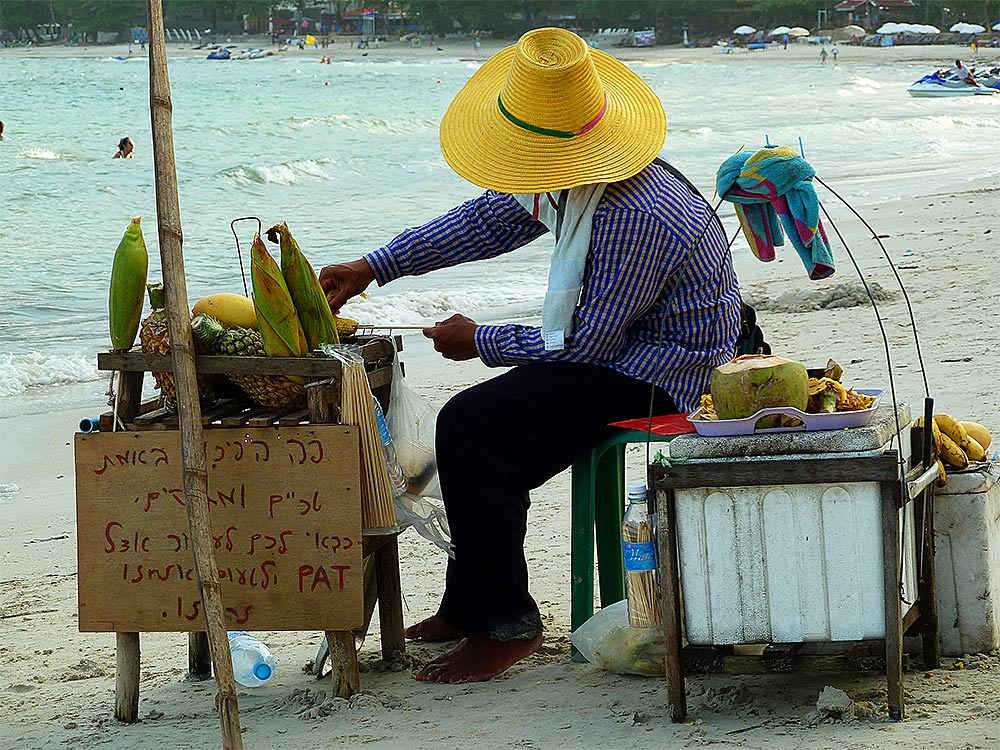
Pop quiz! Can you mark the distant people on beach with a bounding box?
[820,45,828,64]
[114,137,134,159]
[831,45,839,62]
[782,33,788,49]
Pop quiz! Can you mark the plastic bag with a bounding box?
[569,600,665,677]
[386,346,452,555]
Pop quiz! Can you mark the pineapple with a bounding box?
[191,314,305,409]
[139,283,213,409]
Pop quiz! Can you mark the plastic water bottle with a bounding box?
[372,397,407,497]
[621,482,660,629]
[227,631,275,687]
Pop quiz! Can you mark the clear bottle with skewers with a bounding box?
[622,481,661,628]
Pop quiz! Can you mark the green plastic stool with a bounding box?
[570,428,677,633]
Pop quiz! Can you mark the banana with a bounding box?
[936,459,947,488]
[936,413,988,462]
[962,421,992,451]
[937,430,970,469]
[934,414,969,449]
[250,234,308,358]
[268,221,339,350]
[108,217,148,351]
[913,416,943,453]
[964,436,987,462]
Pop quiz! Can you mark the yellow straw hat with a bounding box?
[440,27,667,194]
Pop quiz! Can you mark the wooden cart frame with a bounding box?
[95,338,406,722]
[650,446,940,722]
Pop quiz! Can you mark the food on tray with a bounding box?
[698,357,875,422]
[192,292,258,330]
[141,283,213,406]
[250,233,308,358]
[268,221,340,349]
[191,314,305,408]
[708,354,809,428]
[108,217,148,351]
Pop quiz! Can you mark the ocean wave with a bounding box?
[218,158,335,186]
[0,352,101,397]
[19,148,74,160]
[340,286,543,326]
[290,114,436,134]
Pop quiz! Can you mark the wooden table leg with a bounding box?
[882,482,904,721]
[115,632,140,723]
[655,486,687,722]
[375,536,406,659]
[188,632,212,680]
[326,630,360,699]
[919,489,941,669]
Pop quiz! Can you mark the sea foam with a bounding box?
[0,352,101,397]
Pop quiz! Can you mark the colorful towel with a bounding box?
[716,146,834,280]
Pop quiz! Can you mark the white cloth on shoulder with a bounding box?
[513,183,607,350]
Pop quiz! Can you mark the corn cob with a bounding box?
[191,314,304,408]
[250,233,307,358]
[267,221,339,349]
[108,217,148,351]
[335,316,359,338]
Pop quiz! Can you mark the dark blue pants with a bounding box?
[434,362,677,640]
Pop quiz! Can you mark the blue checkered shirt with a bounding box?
[365,162,740,412]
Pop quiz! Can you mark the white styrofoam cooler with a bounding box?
[668,404,916,646]
[933,464,1000,656]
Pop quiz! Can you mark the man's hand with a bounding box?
[319,258,375,313]
[423,314,479,361]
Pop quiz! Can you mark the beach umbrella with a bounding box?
[950,22,986,34]
[146,1,244,748]
[733,25,756,35]
[877,22,904,33]
[770,25,791,36]
[789,27,810,36]
[842,24,866,37]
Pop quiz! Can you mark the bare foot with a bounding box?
[404,615,463,642]
[415,634,543,683]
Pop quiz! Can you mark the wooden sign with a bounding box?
[75,426,363,633]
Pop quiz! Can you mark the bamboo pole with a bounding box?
[146,2,243,748]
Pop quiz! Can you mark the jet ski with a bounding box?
[207,48,231,60]
[908,72,997,97]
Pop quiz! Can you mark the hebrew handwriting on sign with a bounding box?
[76,427,363,633]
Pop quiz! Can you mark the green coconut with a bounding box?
[709,354,809,427]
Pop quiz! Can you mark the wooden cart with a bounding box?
[81,337,406,722]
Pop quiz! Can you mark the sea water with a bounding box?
[2,53,999,418]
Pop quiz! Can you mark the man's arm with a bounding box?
[474,209,681,366]
[364,191,548,286]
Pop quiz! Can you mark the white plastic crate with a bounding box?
[676,477,917,645]
[934,465,1000,655]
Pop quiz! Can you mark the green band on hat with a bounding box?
[497,94,575,139]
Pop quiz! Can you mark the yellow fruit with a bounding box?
[934,414,969,450]
[914,416,943,454]
[936,459,947,488]
[962,421,992,451]
[335,316,359,338]
[192,293,258,330]
[964,436,986,462]
[937,430,970,469]
[108,217,148,351]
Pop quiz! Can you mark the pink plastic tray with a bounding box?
[687,389,883,437]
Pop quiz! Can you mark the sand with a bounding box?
[4,37,1000,750]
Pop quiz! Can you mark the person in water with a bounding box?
[0,120,5,141]
[114,137,134,158]
[319,27,738,684]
